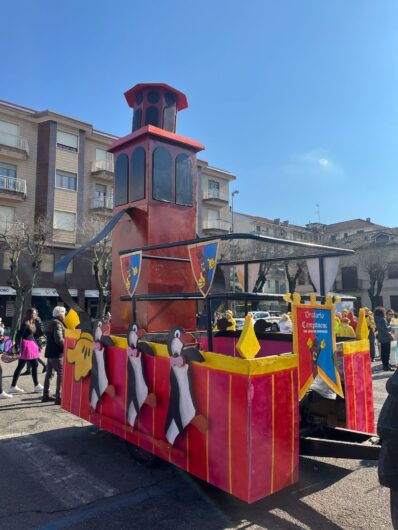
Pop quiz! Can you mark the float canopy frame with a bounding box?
[119,232,355,349]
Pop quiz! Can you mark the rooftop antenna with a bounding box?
[316,203,321,223]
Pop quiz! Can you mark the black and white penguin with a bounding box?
[164,327,207,445]
[126,323,156,427]
[89,320,115,410]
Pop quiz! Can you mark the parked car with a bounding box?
[251,311,281,332]
[235,318,245,331]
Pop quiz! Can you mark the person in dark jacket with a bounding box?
[375,307,394,372]
[42,306,66,405]
[378,369,398,528]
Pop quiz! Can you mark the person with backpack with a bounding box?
[42,306,66,405]
[8,308,44,394]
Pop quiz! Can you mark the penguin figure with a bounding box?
[89,320,115,410]
[126,323,156,427]
[164,327,207,445]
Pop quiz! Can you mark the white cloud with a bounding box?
[283,149,343,178]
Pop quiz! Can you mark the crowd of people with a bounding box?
[0,306,66,401]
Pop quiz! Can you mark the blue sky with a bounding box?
[3,0,398,227]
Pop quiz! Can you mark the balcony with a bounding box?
[91,160,114,181]
[0,177,27,200]
[90,195,114,214]
[0,131,29,160]
[202,219,231,233]
[202,189,229,206]
[334,279,366,291]
[0,220,25,234]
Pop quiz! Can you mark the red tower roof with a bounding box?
[124,83,188,111]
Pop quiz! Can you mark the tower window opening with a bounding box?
[145,106,159,127]
[131,146,146,202]
[132,108,142,132]
[153,147,172,202]
[176,154,193,206]
[114,153,129,206]
[147,90,160,104]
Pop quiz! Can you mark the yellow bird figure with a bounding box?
[236,314,261,359]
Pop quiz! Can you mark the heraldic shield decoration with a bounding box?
[188,240,220,297]
[120,251,142,297]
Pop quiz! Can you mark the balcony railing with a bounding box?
[0,176,27,195]
[203,219,231,232]
[91,196,114,210]
[203,189,228,202]
[91,160,114,173]
[0,220,25,234]
[0,131,29,156]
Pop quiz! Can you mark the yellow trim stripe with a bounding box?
[271,373,275,494]
[290,370,295,484]
[351,356,357,430]
[362,354,368,433]
[228,374,232,494]
[71,332,298,377]
[342,339,370,355]
[65,329,81,340]
[206,370,210,482]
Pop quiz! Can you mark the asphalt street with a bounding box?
[0,358,393,530]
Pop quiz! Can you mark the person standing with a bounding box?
[0,362,12,399]
[378,368,398,529]
[9,308,44,394]
[42,306,66,405]
[21,308,46,375]
[375,306,394,372]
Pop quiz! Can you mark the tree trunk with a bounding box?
[11,291,25,335]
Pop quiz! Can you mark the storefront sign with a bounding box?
[0,286,16,296]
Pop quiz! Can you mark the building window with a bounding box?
[0,120,19,136]
[40,254,54,273]
[153,147,172,202]
[56,130,78,152]
[53,211,76,232]
[341,266,358,289]
[208,180,220,199]
[55,170,77,191]
[175,154,193,206]
[114,154,129,206]
[256,225,261,233]
[390,296,398,312]
[388,263,398,279]
[145,106,159,127]
[132,108,142,132]
[0,205,15,230]
[95,183,107,208]
[60,254,73,273]
[0,162,17,179]
[374,233,390,245]
[130,147,146,202]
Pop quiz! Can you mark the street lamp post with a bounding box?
[231,190,239,233]
[230,190,239,312]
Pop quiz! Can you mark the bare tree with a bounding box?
[284,260,305,294]
[0,216,50,333]
[361,245,390,310]
[80,215,112,320]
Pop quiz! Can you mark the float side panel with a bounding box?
[343,342,375,434]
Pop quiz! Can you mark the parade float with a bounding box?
[55,83,379,504]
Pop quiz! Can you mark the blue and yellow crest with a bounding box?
[188,241,219,297]
[120,251,142,297]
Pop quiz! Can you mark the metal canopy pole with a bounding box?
[206,298,213,352]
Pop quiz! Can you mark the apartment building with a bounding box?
[0,100,118,322]
[197,160,236,235]
[0,99,237,323]
[233,212,398,311]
